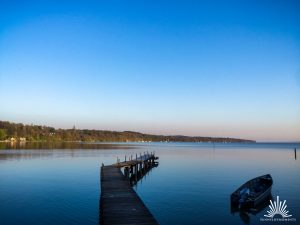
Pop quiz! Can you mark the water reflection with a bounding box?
[129,162,159,186]
[0,141,138,150]
[0,142,299,225]
[0,142,137,161]
[231,195,273,224]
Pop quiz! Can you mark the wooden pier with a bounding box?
[100,153,159,225]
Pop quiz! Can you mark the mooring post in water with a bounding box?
[295,148,297,160]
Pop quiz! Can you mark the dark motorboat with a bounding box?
[231,174,273,209]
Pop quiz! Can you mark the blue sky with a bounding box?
[0,0,300,141]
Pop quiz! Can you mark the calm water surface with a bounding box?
[0,142,299,225]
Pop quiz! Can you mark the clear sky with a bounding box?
[0,0,300,142]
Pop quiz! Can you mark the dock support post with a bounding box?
[135,164,138,181]
[124,167,129,178]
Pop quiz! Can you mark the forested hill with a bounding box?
[0,121,255,143]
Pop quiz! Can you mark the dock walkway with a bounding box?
[100,153,159,225]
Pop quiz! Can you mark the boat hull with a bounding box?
[231,174,273,209]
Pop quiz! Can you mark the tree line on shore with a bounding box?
[0,120,255,143]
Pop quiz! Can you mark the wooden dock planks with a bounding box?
[100,165,159,225]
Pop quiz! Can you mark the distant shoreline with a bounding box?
[0,120,255,143]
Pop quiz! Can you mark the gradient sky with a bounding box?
[1,0,300,141]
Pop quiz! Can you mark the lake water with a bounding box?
[0,142,299,225]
